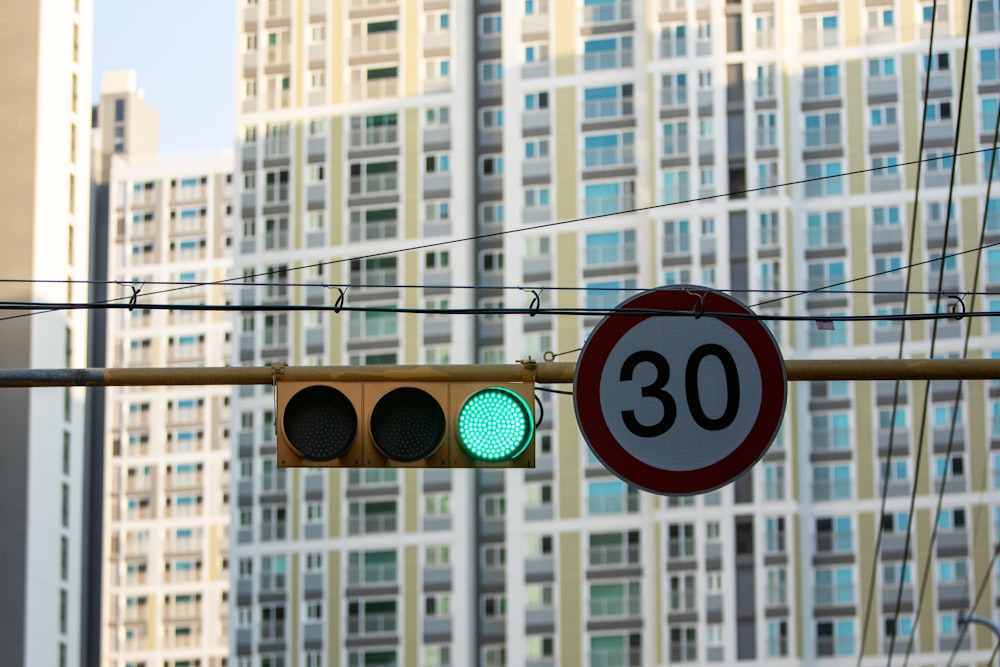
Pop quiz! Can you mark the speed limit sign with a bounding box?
[574,286,787,495]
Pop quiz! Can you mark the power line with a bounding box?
[900,2,980,664]
[3,222,999,327]
[864,1,941,662]
[1,147,995,326]
[878,2,991,665]
[5,275,1000,299]
[0,299,998,325]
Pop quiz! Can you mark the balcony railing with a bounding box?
[590,596,641,617]
[348,612,397,636]
[583,1,632,24]
[349,514,397,534]
[584,49,634,71]
[588,545,640,567]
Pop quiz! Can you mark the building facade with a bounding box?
[100,85,234,665]
[0,1,94,665]
[232,0,1000,666]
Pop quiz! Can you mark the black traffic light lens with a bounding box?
[370,387,446,462]
[283,386,358,461]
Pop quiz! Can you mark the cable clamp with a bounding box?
[270,362,287,385]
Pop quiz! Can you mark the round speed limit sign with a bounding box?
[574,286,787,495]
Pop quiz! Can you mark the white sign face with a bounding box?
[599,315,763,471]
[574,286,787,495]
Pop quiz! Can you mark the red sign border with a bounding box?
[574,287,787,495]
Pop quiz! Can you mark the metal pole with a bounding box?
[1,358,1000,387]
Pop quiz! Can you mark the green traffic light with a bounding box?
[457,387,534,461]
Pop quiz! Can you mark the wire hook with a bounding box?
[686,290,707,319]
[522,288,542,317]
[948,294,966,320]
[328,286,347,313]
[118,281,142,312]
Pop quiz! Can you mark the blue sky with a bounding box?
[92,0,235,153]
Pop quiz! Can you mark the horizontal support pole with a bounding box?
[0,359,999,387]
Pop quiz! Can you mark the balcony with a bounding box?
[588,494,639,515]
[350,125,398,150]
[866,26,894,45]
[348,612,397,636]
[583,146,635,170]
[583,49,633,72]
[347,563,398,587]
[590,595,641,618]
[424,28,449,52]
[583,98,633,122]
[350,32,398,57]
[165,600,203,621]
[583,1,632,25]
[584,192,635,218]
[265,89,290,110]
[350,173,398,197]
[165,535,200,554]
[590,647,641,667]
[166,470,204,491]
[350,0,398,11]
[348,514,397,534]
[351,76,398,101]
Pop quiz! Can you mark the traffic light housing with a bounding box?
[276,380,536,468]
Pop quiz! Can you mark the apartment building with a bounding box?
[99,72,235,667]
[0,2,94,665]
[232,0,1000,665]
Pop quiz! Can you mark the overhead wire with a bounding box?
[5,236,1000,299]
[943,440,1000,667]
[861,2,940,663]
[900,1,980,665]
[1,298,1000,325]
[0,147,995,326]
[2,232,1000,329]
[903,4,1000,667]
[0,301,1000,322]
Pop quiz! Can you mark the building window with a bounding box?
[816,516,853,552]
[817,620,855,656]
[803,64,840,99]
[767,620,789,656]
[813,464,851,500]
[585,181,633,216]
[661,73,688,107]
[583,35,633,71]
[803,14,838,49]
[804,112,842,148]
[805,160,843,197]
[585,230,635,267]
[663,169,690,203]
[584,131,634,168]
[669,626,697,662]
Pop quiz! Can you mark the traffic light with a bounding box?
[275,379,536,468]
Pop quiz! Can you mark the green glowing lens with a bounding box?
[457,387,534,461]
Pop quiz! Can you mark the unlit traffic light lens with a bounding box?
[458,387,534,461]
[283,386,357,461]
[370,387,447,462]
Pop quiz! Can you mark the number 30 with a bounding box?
[619,344,740,437]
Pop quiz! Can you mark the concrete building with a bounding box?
[230,0,1000,666]
[98,75,235,665]
[88,71,163,667]
[0,1,94,665]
